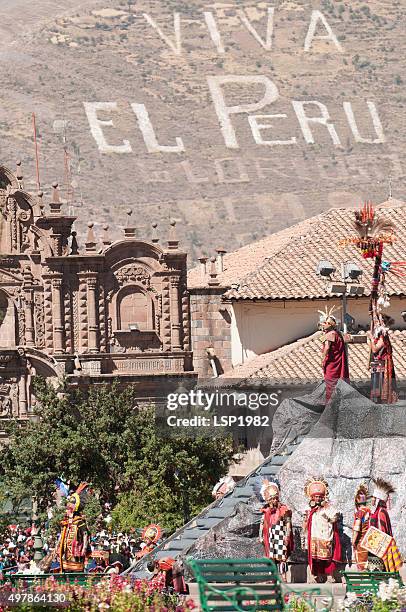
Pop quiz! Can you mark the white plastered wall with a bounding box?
[231,296,406,367]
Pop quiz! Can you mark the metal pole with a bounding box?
[32,113,41,191]
[341,262,348,333]
[342,291,348,334]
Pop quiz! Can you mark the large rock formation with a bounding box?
[131,381,406,579]
[278,380,406,553]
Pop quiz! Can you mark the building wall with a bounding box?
[190,289,232,377]
[231,296,406,366]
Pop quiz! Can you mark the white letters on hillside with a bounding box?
[343,101,386,144]
[248,114,296,146]
[141,7,342,56]
[207,75,279,149]
[292,100,341,146]
[304,10,343,52]
[143,12,182,55]
[84,91,387,154]
[83,102,132,154]
[203,12,225,54]
[236,8,274,50]
[131,104,185,153]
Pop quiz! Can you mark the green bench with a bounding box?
[187,557,331,612]
[2,572,103,587]
[342,571,403,597]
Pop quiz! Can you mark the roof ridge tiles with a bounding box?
[225,204,406,301]
[233,329,406,385]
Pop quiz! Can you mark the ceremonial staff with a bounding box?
[340,202,404,403]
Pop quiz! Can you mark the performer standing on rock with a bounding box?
[367,324,397,404]
[351,484,370,571]
[367,477,396,571]
[257,479,293,581]
[303,478,341,583]
[340,202,402,404]
[318,307,349,403]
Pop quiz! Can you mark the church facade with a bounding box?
[0,162,194,425]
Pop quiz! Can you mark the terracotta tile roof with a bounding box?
[220,330,406,385]
[222,199,406,300]
[187,217,317,289]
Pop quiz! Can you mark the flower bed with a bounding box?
[0,575,196,611]
[340,578,406,612]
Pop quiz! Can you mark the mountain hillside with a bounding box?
[0,0,404,262]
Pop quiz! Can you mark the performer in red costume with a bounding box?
[368,325,397,404]
[136,524,162,560]
[340,202,401,404]
[351,484,370,571]
[258,479,293,581]
[147,557,189,594]
[303,478,341,583]
[318,307,349,403]
[367,477,394,570]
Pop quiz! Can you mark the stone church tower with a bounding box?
[0,162,194,426]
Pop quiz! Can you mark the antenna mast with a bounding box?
[62,96,74,203]
[32,113,41,190]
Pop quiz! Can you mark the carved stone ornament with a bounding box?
[18,299,26,344]
[0,377,18,417]
[115,265,151,288]
[0,393,11,418]
[34,292,45,348]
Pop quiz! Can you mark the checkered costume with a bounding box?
[267,519,288,561]
[259,504,293,563]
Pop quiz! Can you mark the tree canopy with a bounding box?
[1,379,235,533]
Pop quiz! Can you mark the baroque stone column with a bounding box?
[18,376,27,417]
[51,275,64,353]
[86,275,99,353]
[170,275,182,351]
[24,289,35,346]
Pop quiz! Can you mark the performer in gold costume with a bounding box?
[58,483,91,572]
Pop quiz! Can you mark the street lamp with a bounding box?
[316,260,365,333]
[316,261,336,278]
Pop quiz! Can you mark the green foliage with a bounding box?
[371,600,400,612]
[286,594,312,612]
[1,380,235,534]
[111,417,235,532]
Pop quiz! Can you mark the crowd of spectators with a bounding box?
[0,524,163,575]
[0,524,51,573]
[0,523,190,594]
[86,529,156,573]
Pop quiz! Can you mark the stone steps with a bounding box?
[129,434,307,577]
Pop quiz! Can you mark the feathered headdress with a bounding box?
[317,305,338,326]
[354,483,369,504]
[353,202,394,241]
[372,477,395,502]
[304,476,329,500]
[67,482,90,513]
[212,476,235,498]
[254,477,280,503]
[339,202,395,259]
[141,524,162,544]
